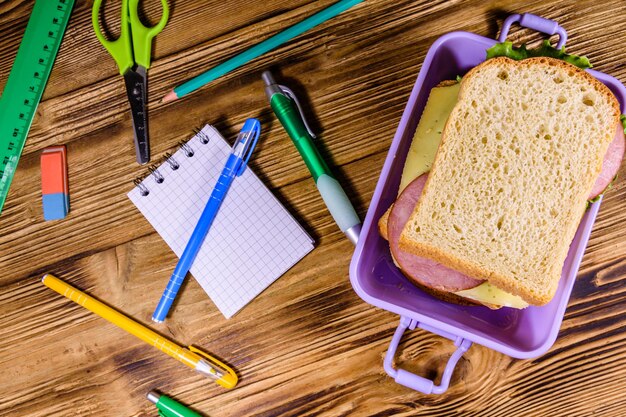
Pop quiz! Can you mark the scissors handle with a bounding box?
[92,0,134,75]
[129,0,170,69]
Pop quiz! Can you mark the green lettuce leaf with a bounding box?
[486,40,592,70]
[620,114,626,134]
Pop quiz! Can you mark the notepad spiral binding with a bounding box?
[131,128,212,197]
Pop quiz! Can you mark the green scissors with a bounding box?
[92,0,169,164]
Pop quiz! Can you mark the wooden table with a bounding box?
[1,1,626,416]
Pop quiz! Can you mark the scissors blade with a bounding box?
[123,68,149,164]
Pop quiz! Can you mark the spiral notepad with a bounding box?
[128,125,314,318]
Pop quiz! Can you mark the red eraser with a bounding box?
[41,146,68,195]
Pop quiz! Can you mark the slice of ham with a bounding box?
[589,124,625,199]
[388,174,484,291]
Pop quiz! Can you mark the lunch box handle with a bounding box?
[498,13,567,49]
[384,316,472,394]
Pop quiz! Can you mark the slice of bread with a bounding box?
[399,57,620,305]
[379,208,390,240]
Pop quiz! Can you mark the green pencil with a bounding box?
[161,0,364,103]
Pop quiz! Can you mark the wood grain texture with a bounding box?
[1,0,626,416]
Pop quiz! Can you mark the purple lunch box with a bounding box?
[349,13,626,394]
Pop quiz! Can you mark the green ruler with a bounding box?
[0,0,74,214]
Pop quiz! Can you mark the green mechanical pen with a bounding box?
[147,391,202,417]
[262,71,361,244]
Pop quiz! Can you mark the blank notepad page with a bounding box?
[128,125,314,318]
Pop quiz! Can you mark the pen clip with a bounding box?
[278,85,316,139]
[188,345,239,388]
[237,121,261,176]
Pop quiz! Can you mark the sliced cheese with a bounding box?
[454,282,529,309]
[399,82,461,193]
[399,81,528,309]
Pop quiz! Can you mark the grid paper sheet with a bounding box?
[128,125,314,318]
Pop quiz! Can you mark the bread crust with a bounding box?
[398,56,621,306]
[378,206,391,240]
[468,57,620,122]
[403,273,501,309]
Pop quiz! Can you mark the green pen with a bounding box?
[147,391,202,417]
[262,71,361,244]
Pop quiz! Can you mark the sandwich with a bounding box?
[379,42,625,309]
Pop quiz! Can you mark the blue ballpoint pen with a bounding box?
[152,118,261,322]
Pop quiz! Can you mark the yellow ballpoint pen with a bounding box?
[41,274,237,389]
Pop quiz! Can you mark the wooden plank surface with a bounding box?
[1,0,626,416]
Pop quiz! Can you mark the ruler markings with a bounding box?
[0,0,75,214]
